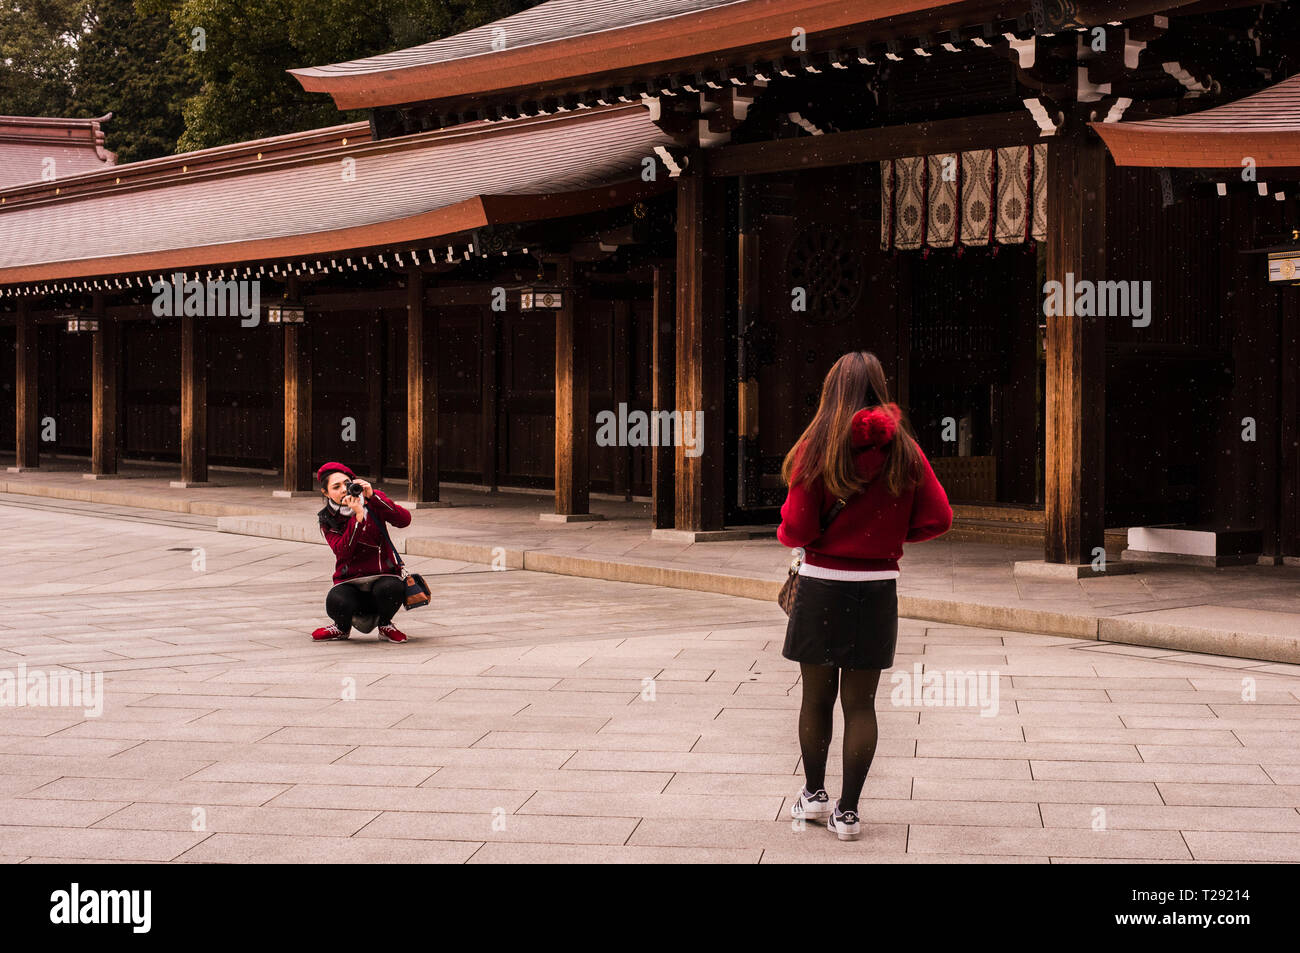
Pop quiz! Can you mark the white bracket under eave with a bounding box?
[1077,66,1113,103]
[1124,31,1148,69]
[1005,34,1035,69]
[1163,61,1211,97]
[1099,97,1133,123]
[787,112,824,136]
[1022,98,1060,136]
[653,145,685,177]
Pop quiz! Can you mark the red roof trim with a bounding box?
[0,178,668,284]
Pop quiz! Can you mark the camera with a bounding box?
[346,481,365,498]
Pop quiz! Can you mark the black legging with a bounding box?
[326,576,405,633]
[798,663,883,813]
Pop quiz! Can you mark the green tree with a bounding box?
[165,0,544,152]
[0,0,91,117]
[71,0,199,162]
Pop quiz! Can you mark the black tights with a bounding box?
[326,577,405,633]
[798,663,883,813]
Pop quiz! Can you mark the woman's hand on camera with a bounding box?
[353,478,374,499]
[343,494,366,520]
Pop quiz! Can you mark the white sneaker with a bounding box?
[790,786,832,820]
[827,800,861,841]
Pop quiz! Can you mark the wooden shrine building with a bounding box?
[2,0,1298,566]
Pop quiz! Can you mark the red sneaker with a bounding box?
[311,624,349,642]
[378,624,407,643]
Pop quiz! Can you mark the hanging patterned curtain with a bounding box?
[882,143,1047,252]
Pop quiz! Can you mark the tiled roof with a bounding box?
[290,0,958,110]
[1093,73,1300,167]
[0,103,670,285]
[0,115,117,187]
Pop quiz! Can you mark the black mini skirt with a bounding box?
[782,575,899,670]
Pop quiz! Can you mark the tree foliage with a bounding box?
[0,0,545,161]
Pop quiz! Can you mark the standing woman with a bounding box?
[311,461,413,643]
[778,352,952,840]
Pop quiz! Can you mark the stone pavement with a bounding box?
[1,497,1300,863]
[3,457,1299,664]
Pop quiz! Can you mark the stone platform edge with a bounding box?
[5,480,1296,665]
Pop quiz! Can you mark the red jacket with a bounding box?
[777,404,953,572]
[319,488,412,584]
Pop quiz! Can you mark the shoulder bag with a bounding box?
[373,508,432,611]
[777,496,851,616]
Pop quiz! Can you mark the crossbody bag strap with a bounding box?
[820,496,851,532]
[372,506,408,578]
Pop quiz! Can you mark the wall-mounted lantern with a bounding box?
[266,301,305,323]
[519,287,565,311]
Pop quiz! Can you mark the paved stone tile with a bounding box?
[417,767,671,794]
[0,798,132,827]
[908,825,1192,859]
[0,826,208,861]
[1181,831,1300,862]
[20,778,291,806]
[356,811,639,845]
[466,843,760,863]
[91,803,380,836]
[174,832,478,863]
[265,783,533,814]
[1039,803,1300,832]
[515,791,781,820]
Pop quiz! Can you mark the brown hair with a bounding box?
[780,351,924,498]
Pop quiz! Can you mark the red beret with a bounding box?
[315,462,355,484]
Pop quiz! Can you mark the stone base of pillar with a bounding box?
[400,500,453,509]
[271,489,319,498]
[83,472,129,480]
[539,512,605,523]
[6,466,41,473]
[650,527,762,543]
[1012,559,1140,580]
[169,481,223,489]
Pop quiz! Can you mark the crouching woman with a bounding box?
[311,461,413,644]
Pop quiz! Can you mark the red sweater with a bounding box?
[319,488,412,584]
[776,404,953,572]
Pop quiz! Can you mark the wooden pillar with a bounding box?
[179,313,208,483]
[674,153,726,532]
[1044,129,1107,564]
[14,299,39,469]
[651,264,676,529]
[90,294,118,475]
[481,308,499,491]
[365,312,383,479]
[612,299,632,501]
[554,257,591,515]
[282,278,312,492]
[1279,285,1300,557]
[407,267,439,502]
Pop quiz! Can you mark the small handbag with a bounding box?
[375,513,431,611]
[777,496,851,616]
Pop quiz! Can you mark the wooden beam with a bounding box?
[282,277,313,491]
[180,313,208,483]
[1044,128,1108,564]
[554,256,591,515]
[675,153,726,532]
[651,265,676,529]
[708,112,1042,178]
[14,300,39,469]
[407,267,439,502]
[90,294,117,475]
